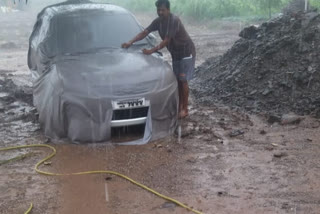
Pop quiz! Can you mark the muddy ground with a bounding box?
[1,7,320,214]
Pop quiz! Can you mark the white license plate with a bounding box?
[112,98,145,109]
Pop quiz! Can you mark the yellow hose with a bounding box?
[24,203,33,214]
[0,144,203,214]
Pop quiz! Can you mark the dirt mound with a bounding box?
[192,11,320,117]
[0,76,36,123]
[0,42,19,49]
[0,76,33,105]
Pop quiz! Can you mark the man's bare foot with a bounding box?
[179,109,189,119]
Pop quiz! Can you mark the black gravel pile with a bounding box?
[192,11,320,117]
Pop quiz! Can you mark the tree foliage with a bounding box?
[7,0,320,20]
[103,0,294,19]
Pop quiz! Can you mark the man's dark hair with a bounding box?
[155,0,170,9]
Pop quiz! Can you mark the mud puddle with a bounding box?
[33,103,319,214]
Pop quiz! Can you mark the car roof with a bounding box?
[40,0,129,16]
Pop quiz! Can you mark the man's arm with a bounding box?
[121,30,149,48]
[142,37,170,55]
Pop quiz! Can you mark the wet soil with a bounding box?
[1,8,320,214]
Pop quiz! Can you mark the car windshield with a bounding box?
[47,10,149,55]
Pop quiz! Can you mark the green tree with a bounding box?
[257,0,286,19]
[310,0,320,9]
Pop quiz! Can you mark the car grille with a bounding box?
[112,107,149,120]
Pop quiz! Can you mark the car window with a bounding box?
[46,10,148,55]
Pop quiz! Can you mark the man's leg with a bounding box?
[174,55,194,118]
[178,55,194,119]
[178,81,183,113]
[173,60,184,115]
[179,80,189,118]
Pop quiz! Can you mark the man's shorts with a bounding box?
[172,55,195,81]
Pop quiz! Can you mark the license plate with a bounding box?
[112,98,145,109]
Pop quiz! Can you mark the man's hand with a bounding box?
[121,42,132,49]
[142,49,153,55]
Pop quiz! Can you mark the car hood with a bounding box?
[53,49,176,98]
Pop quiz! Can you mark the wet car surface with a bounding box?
[28,1,178,143]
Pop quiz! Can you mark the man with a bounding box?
[122,0,195,119]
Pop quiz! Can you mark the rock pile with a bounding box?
[192,11,320,117]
